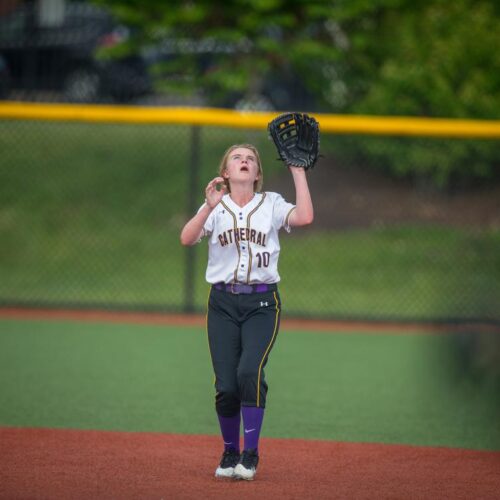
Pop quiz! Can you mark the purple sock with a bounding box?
[217,414,240,452]
[241,406,264,452]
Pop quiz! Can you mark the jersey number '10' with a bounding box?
[256,252,271,268]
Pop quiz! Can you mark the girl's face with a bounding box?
[223,147,260,187]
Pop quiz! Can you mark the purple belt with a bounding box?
[213,282,277,294]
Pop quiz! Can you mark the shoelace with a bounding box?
[221,450,240,467]
[240,450,258,468]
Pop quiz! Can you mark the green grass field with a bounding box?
[1,120,499,321]
[0,318,499,451]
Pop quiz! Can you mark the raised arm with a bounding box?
[288,167,314,227]
[180,177,226,246]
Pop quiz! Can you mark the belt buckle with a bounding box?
[230,283,253,294]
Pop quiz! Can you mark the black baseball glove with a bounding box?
[268,112,320,170]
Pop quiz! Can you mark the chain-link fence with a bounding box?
[0,106,499,323]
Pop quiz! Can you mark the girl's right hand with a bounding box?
[205,177,227,209]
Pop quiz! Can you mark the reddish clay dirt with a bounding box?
[266,161,500,230]
[1,427,499,500]
[1,307,499,334]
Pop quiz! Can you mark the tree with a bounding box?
[338,0,500,120]
[333,0,500,187]
[92,0,340,110]
[92,0,500,186]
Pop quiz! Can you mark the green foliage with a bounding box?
[89,0,500,187]
[329,0,500,186]
[327,135,499,189]
[342,0,500,120]
[91,0,340,106]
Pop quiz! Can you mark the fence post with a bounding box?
[183,125,201,313]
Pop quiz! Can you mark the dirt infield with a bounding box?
[1,307,499,334]
[1,427,499,500]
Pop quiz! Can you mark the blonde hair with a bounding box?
[218,144,264,193]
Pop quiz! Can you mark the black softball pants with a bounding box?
[207,286,281,417]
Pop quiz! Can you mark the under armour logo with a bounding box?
[260,301,269,307]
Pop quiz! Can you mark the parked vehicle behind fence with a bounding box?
[0,2,152,103]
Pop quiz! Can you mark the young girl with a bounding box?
[180,143,313,480]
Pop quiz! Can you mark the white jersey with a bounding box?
[199,192,295,284]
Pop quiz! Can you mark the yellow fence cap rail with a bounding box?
[0,101,499,139]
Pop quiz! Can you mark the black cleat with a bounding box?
[233,448,259,480]
[215,448,240,478]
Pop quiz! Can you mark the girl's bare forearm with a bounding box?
[180,203,212,246]
[289,167,314,226]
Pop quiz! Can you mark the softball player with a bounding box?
[180,143,314,480]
